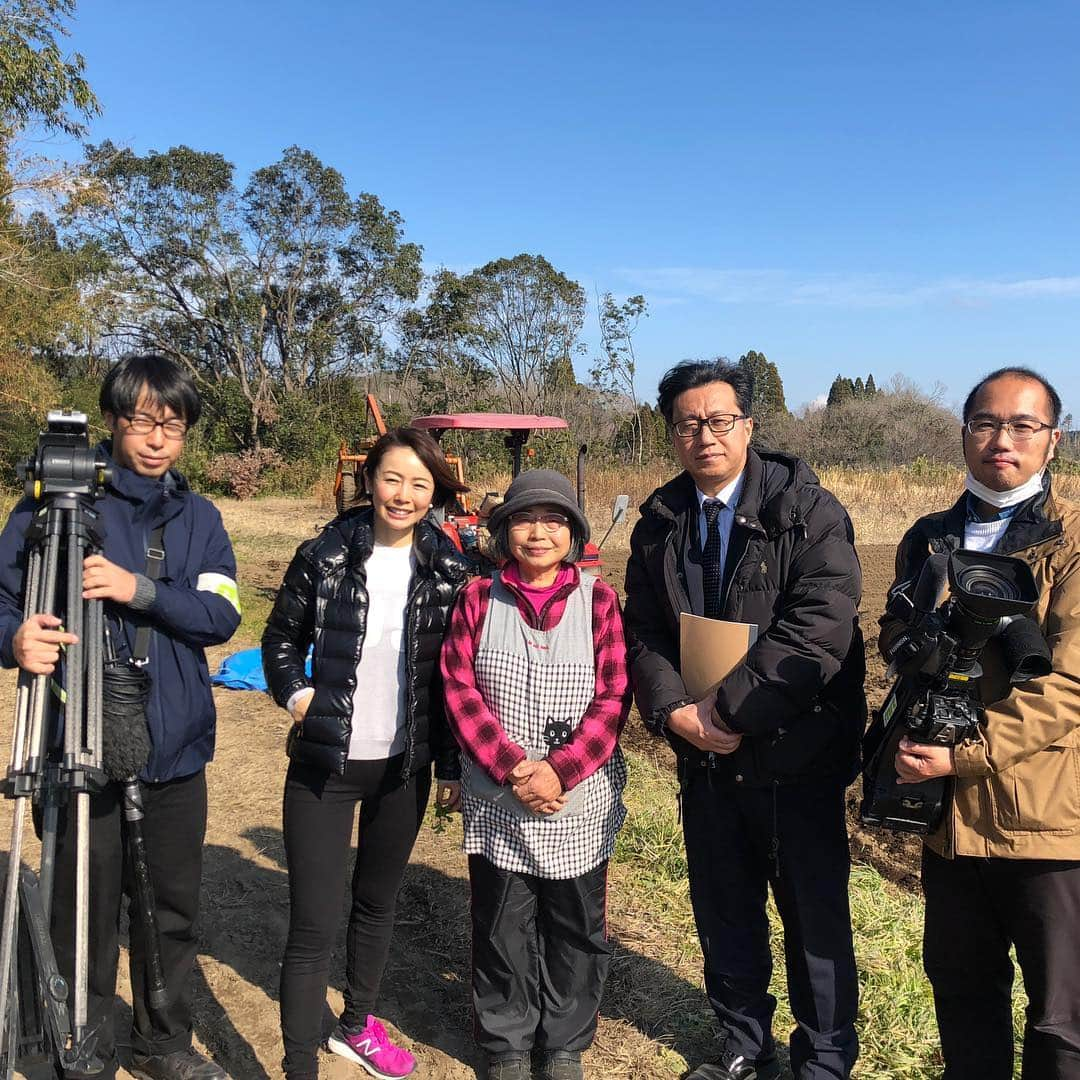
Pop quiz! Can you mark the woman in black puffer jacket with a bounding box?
[262,427,471,1080]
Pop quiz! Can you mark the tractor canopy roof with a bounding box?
[411,413,568,437]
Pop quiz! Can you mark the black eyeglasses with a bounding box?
[964,418,1055,443]
[508,511,571,532]
[672,414,748,438]
[123,415,188,440]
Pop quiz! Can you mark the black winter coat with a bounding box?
[624,448,866,786]
[261,508,472,781]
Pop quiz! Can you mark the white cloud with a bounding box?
[612,267,1080,310]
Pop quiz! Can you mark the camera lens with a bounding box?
[954,566,1021,602]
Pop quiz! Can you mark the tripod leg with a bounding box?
[0,802,26,1063]
[2,948,16,1080]
[38,778,62,925]
[72,790,91,1048]
[0,528,53,1060]
[63,514,85,780]
[25,526,61,778]
[7,547,42,773]
[0,543,45,1050]
[85,598,104,776]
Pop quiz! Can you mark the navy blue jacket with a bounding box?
[0,443,241,781]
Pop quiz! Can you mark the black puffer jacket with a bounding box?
[624,448,866,787]
[261,508,472,781]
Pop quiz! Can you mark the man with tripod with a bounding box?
[881,367,1080,1078]
[0,355,241,1080]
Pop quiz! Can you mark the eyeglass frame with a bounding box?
[507,510,572,532]
[671,413,749,439]
[963,417,1056,443]
[121,414,189,440]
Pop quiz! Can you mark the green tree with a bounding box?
[398,268,495,416]
[853,375,865,398]
[737,349,787,417]
[865,373,877,396]
[590,292,647,463]
[0,0,98,137]
[0,1,100,382]
[826,375,855,407]
[426,254,587,415]
[66,142,423,449]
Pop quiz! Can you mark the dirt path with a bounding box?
[0,503,916,1079]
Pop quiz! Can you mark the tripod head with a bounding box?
[17,411,111,502]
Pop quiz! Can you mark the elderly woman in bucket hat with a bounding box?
[441,469,632,1080]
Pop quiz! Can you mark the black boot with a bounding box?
[536,1050,584,1080]
[487,1051,531,1080]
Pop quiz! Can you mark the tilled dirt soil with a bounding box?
[1,538,916,1079]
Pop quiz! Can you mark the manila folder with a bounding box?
[680,613,758,699]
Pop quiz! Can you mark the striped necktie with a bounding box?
[702,498,725,619]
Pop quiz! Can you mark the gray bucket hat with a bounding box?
[487,469,590,541]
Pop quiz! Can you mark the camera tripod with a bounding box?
[0,486,109,1077]
[0,411,119,1076]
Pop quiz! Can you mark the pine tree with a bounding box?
[827,375,853,407]
[737,350,788,416]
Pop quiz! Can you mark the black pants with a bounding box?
[922,847,1080,1079]
[468,854,611,1058]
[45,769,208,1080]
[681,774,859,1080]
[279,756,431,1080]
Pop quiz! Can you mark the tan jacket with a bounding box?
[882,483,1080,858]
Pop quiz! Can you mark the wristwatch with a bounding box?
[645,696,694,736]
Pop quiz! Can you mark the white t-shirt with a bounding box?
[348,543,414,760]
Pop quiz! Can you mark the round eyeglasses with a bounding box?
[508,511,571,531]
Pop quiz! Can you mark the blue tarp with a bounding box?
[211,646,311,691]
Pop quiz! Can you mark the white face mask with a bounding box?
[965,469,1045,509]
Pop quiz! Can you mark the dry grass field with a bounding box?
[3,463,1050,1078]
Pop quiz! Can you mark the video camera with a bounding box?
[860,549,1052,834]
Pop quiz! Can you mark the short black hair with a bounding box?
[962,367,1062,427]
[99,354,202,427]
[487,516,586,566]
[362,426,469,511]
[656,359,753,424]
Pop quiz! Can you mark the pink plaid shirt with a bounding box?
[441,564,631,791]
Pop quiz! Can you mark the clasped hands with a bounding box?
[666,693,743,754]
[508,757,566,815]
[12,555,137,674]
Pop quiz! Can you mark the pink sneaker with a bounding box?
[327,1015,417,1079]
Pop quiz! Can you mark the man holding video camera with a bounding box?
[0,355,241,1080]
[625,360,865,1080]
[881,367,1080,1079]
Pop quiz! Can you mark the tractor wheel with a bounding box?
[337,471,357,514]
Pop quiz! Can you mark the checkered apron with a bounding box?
[460,572,627,879]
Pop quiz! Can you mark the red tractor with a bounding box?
[334,404,628,574]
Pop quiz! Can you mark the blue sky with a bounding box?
[59,1,1080,416]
